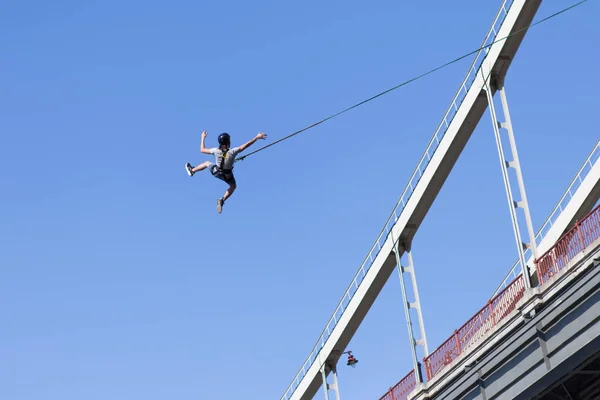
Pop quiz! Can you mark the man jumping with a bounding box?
[185,131,268,213]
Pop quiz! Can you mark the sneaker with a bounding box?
[185,163,194,176]
[217,198,224,214]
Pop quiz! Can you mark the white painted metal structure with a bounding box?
[280,1,596,399]
[483,74,540,290]
[492,140,600,296]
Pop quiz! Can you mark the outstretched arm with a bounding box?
[200,131,212,154]
[237,132,268,153]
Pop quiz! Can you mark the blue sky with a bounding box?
[1,0,598,399]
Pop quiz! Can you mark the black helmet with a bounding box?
[218,133,231,146]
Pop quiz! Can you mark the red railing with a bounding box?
[378,370,416,400]
[423,274,525,380]
[535,204,600,285]
[379,205,600,399]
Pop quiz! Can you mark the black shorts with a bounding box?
[210,165,236,185]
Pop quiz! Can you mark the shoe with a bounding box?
[217,198,224,214]
[185,163,194,176]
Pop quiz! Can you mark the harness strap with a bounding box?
[218,148,229,170]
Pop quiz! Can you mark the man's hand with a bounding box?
[200,131,211,154]
[238,132,268,153]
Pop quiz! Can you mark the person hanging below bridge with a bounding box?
[185,131,268,213]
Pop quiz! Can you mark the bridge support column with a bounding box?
[483,72,539,289]
[392,235,428,382]
[320,362,341,400]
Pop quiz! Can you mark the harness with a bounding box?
[217,148,233,176]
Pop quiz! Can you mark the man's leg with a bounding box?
[223,184,236,202]
[185,161,211,176]
[217,182,236,214]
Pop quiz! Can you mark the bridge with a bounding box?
[278,1,600,399]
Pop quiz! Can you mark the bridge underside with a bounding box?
[534,350,600,400]
[414,250,600,400]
